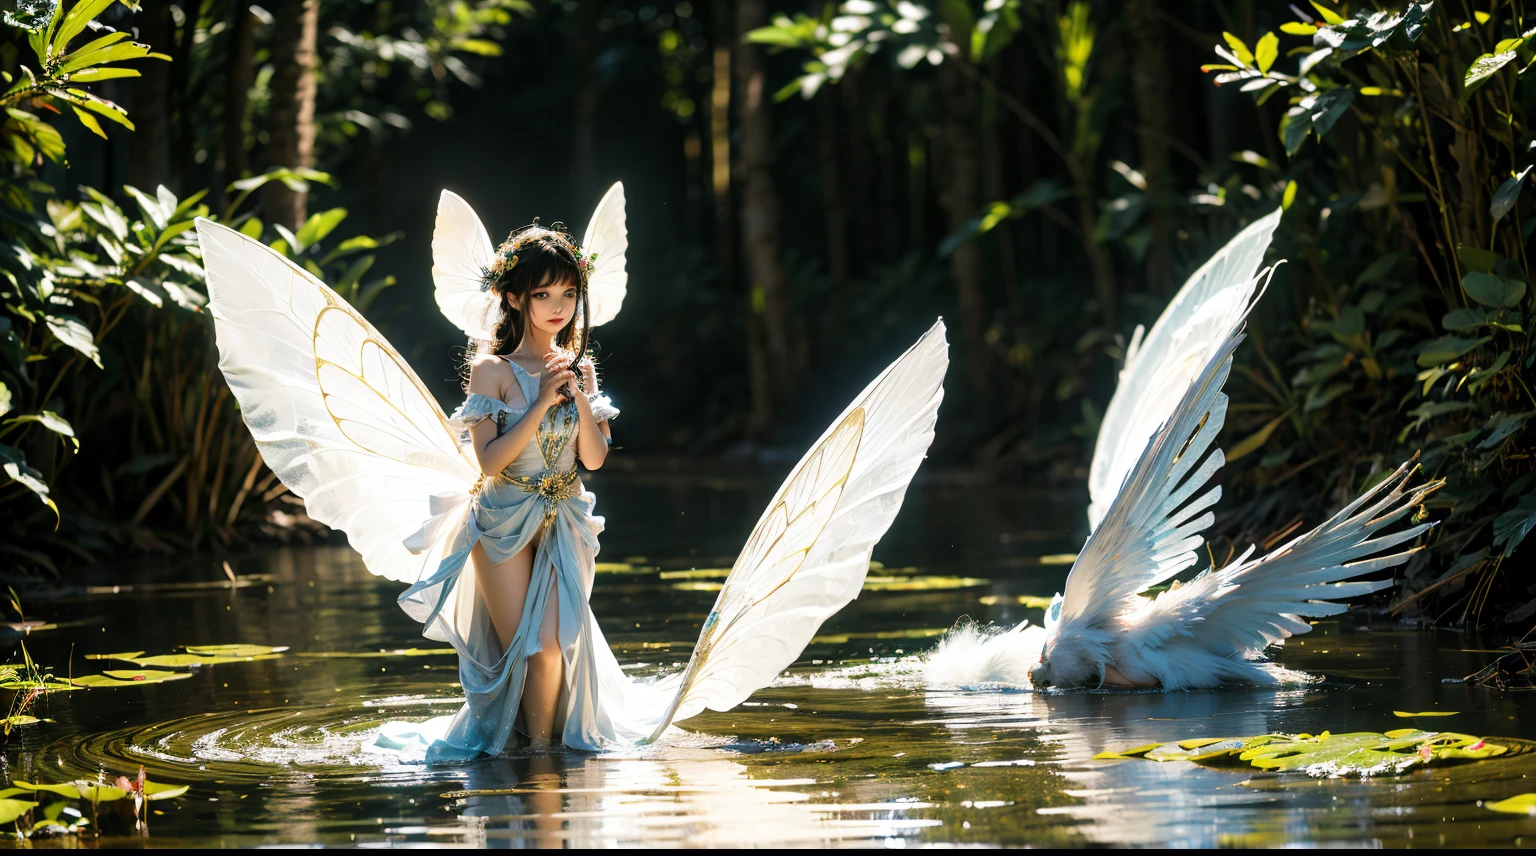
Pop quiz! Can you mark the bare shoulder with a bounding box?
[466,354,513,395]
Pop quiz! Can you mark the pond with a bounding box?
[6,471,1536,847]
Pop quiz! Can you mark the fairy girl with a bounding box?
[194,182,950,761]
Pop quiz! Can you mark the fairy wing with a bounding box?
[647,321,949,740]
[196,219,478,583]
[1086,207,1282,530]
[432,190,500,340]
[581,182,628,327]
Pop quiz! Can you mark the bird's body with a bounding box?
[927,208,1439,692]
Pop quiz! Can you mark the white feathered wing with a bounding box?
[197,219,478,584]
[650,321,948,740]
[1087,207,1282,529]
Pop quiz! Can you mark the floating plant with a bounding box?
[84,644,289,670]
[1094,728,1516,777]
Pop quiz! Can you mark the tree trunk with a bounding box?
[221,1,256,192]
[1128,0,1172,293]
[735,0,790,435]
[128,2,173,191]
[570,0,600,201]
[264,0,321,231]
[937,61,988,400]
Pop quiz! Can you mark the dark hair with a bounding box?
[476,225,591,366]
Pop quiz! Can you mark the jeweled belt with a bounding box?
[506,468,579,529]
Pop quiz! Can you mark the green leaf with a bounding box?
[294,207,348,249]
[1462,271,1526,308]
[50,0,114,55]
[1254,31,1279,73]
[1226,411,1290,462]
[69,105,104,138]
[1494,494,1536,556]
[4,410,74,442]
[43,314,100,366]
[1490,166,1532,222]
[1456,244,1502,274]
[10,781,79,800]
[1221,31,1253,66]
[1280,22,1317,36]
[1417,335,1491,367]
[0,442,55,516]
[0,381,9,418]
[1443,308,1487,332]
[0,798,37,824]
[1465,50,1519,93]
[1310,2,1346,26]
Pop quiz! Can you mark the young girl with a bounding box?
[412,222,617,752]
[195,189,948,763]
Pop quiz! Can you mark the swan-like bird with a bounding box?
[929,208,1439,691]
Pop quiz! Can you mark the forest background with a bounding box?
[1,0,1534,629]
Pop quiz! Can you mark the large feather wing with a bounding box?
[647,321,949,740]
[197,219,478,583]
[581,182,628,327]
[1087,208,1282,529]
[1056,317,1247,635]
[432,190,500,340]
[1127,460,1440,661]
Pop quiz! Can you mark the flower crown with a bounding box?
[481,218,597,291]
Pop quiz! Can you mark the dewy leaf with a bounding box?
[1486,793,1536,815]
[1463,271,1527,308]
[1491,165,1533,222]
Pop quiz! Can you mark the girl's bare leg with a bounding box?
[473,542,534,655]
[521,577,563,747]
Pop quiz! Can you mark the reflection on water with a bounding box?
[7,474,1536,846]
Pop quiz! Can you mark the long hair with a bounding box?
[468,225,592,380]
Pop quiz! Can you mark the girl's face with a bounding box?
[516,273,579,337]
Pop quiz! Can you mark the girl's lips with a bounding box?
[549,317,565,324]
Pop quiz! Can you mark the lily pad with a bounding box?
[71,669,192,687]
[862,575,990,591]
[297,648,456,659]
[979,595,1055,608]
[1106,728,1513,777]
[184,644,289,658]
[1394,710,1459,717]
[1486,793,1536,815]
[0,798,37,824]
[11,781,80,799]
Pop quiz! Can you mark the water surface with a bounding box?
[9,473,1535,847]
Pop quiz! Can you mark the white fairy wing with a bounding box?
[1087,207,1282,530]
[647,321,949,741]
[581,182,627,327]
[433,190,500,340]
[196,219,478,583]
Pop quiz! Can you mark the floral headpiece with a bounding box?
[481,218,598,291]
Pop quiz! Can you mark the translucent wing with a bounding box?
[1087,207,1282,529]
[432,190,500,340]
[196,218,478,583]
[647,321,949,740]
[581,182,628,327]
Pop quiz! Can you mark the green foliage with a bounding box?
[0,0,410,568]
[1196,0,1536,621]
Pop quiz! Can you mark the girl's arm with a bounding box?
[571,383,610,470]
[467,356,558,477]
